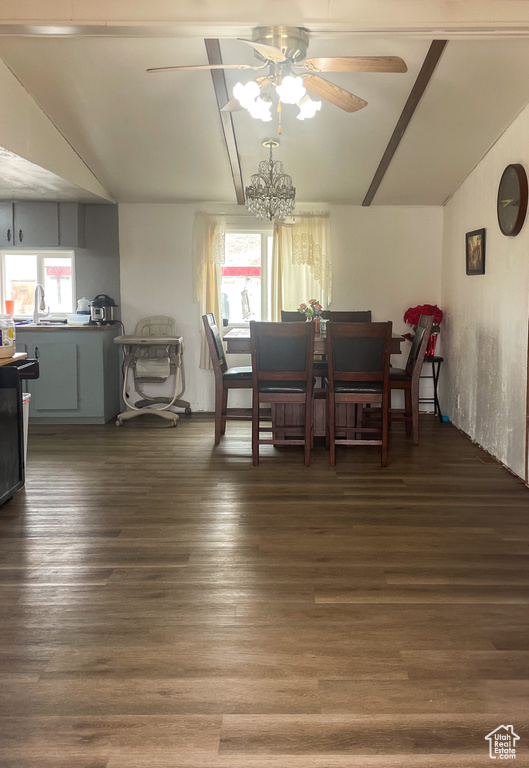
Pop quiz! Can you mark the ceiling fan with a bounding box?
[147,26,408,119]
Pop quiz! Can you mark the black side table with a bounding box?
[419,355,444,421]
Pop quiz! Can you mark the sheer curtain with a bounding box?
[271,213,332,321]
[193,212,226,369]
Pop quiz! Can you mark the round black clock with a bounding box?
[497,163,528,236]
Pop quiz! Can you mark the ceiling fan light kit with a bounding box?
[245,140,296,222]
[296,93,322,120]
[232,74,322,122]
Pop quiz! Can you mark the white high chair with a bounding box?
[113,316,191,427]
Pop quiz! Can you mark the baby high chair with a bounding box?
[114,316,191,427]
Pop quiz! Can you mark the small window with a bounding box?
[1,250,75,317]
[220,230,272,326]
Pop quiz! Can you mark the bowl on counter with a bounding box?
[67,314,91,326]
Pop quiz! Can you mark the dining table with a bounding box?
[223,325,404,438]
[224,326,404,356]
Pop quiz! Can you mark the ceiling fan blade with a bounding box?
[237,38,287,62]
[302,75,367,113]
[302,56,408,73]
[220,76,272,112]
[221,97,245,113]
[147,63,264,73]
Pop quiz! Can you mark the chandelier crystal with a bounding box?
[245,140,296,222]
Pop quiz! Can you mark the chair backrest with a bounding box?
[326,321,392,387]
[405,314,434,379]
[250,321,315,385]
[322,310,372,323]
[281,310,305,322]
[135,316,177,336]
[202,313,227,377]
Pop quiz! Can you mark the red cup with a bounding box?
[5,300,14,316]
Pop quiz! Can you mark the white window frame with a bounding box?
[0,249,76,319]
[223,218,273,328]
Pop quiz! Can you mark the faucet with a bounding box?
[33,284,49,323]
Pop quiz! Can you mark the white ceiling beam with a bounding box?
[2,1,529,37]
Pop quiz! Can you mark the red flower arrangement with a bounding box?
[403,304,443,357]
[404,303,443,330]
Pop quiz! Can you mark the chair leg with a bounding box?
[214,383,223,445]
[381,394,389,468]
[411,378,420,445]
[220,387,228,436]
[304,395,312,468]
[324,390,331,449]
[329,393,336,466]
[252,393,260,466]
[404,388,412,437]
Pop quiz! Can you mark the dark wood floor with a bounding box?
[1,415,529,767]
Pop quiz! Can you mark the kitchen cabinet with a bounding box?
[0,202,59,246]
[0,202,86,248]
[16,325,120,424]
[0,203,13,246]
[14,203,59,246]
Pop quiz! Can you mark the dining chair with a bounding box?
[202,313,252,444]
[389,313,434,445]
[326,321,392,467]
[322,310,372,322]
[250,320,315,467]
[281,310,305,322]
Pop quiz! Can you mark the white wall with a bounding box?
[330,206,443,334]
[119,202,443,413]
[441,103,529,479]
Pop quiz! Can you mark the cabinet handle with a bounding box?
[19,229,23,242]
[7,228,10,242]
[34,346,39,359]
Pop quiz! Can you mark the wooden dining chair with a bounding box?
[281,310,305,322]
[250,320,315,467]
[322,310,372,323]
[202,313,252,444]
[389,313,434,445]
[326,321,392,467]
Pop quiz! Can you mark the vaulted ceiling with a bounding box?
[1,2,529,206]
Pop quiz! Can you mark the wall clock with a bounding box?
[497,163,528,236]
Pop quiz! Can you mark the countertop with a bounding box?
[0,352,27,367]
[16,323,121,332]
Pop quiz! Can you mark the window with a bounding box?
[1,250,75,317]
[220,229,272,326]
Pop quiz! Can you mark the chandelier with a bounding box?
[245,140,296,222]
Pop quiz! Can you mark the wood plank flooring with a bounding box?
[1,415,529,767]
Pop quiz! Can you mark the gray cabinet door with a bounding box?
[29,342,78,412]
[0,202,14,246]
[14,203,59,247]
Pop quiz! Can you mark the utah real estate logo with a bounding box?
[485,725,520,760]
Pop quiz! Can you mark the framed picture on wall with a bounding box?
[466,228,486,275]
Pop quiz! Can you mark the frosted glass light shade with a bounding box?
[248,97,273,121]
[276,76,306,104]
[296,94,322,120]
[233,80,261,108]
